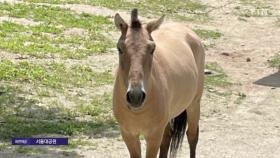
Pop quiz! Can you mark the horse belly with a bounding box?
[169,71,198,118]
[164,51,199,119]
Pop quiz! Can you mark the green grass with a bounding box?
[205,62,231,89]
[0,142,8,151]
[0,116,113,139]
[0,3,112,29]
[0,84,116,140]
[25,0,209,22]
[0,3,113,58]
[194,29,222,40]
[269,52,280,68]
[0,21,112,59]
[15,146,46,154]
[69,138,94,148]
[14,146,80,156]
[77,93,112,119]
[0,59,113,88]
[0,1,117,155]
[236,0,272,17]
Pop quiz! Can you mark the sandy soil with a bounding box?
[0,0,279,158]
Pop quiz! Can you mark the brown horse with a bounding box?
[113,9,205,158]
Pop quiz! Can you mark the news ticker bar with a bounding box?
[12,138,68,145]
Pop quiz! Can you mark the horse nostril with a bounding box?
[140,91,146,103]
[126,91,132,104]
[126,90,146,107]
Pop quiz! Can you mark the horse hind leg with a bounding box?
[186,98,201,158]
[159,123,171,158]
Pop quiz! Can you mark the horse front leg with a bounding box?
[145,128,165,158]
[159,123,171,158]
[121,129,141,158]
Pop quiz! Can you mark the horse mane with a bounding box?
[131,8,142,29]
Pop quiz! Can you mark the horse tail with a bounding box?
[169,110,187,157]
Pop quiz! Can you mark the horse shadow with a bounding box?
[254,70,280,87]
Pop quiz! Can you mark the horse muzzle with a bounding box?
[126,82,146,108]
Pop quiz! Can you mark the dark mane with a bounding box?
[131,8,141,29]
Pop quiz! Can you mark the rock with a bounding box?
[246,57,251,62]
[204,69,223,76]
[204,69,213,75]
[221,52,230,56]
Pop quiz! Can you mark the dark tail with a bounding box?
[170,110,187,157]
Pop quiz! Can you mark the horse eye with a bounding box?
[117,47,123,54]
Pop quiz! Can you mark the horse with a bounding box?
[112,9,205,158]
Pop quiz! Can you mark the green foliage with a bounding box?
[25,0,209,22]
[0,3,112,29]
[205,62,231,88]
[77,93,112,118]
[236,0,272,17]
[0,4,113,58]
[0,60,113,88]
[194,29,222,39]
[269,52,280,68]
[0,84,116,140]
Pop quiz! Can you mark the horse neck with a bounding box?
[115,70,127,95]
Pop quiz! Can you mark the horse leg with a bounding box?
[186,99,201,158]
[145,129,165,158]
[159,123,171,158]
[121,129,141,158]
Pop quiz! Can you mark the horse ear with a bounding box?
[146,15,165,33]
[114,13,128,33]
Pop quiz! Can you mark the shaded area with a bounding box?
[0,149,83,158]
[0,83,118,156]
[254,71,280,87]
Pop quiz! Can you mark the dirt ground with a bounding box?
[0,0,280,158]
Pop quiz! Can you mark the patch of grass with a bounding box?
[269,52,280,68]
[236,0,273,17]
[25,0,209,22]
[36,88,51,97]
[0,108,116,141]
[15,146,45,154]
[0,142,8,151]
[65,138,96,149]
[1,116,83,139]
[12,142,80,155]
[0,4,113,58]
[205,62,231,89]
[31,23,64,34]
[0,59,113,88]
[77,93,112,119]
[0,3,112,29]
[194,29,222,40]
[0,21,113,59]
[0,85,116,140]
[234,92,247,104]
